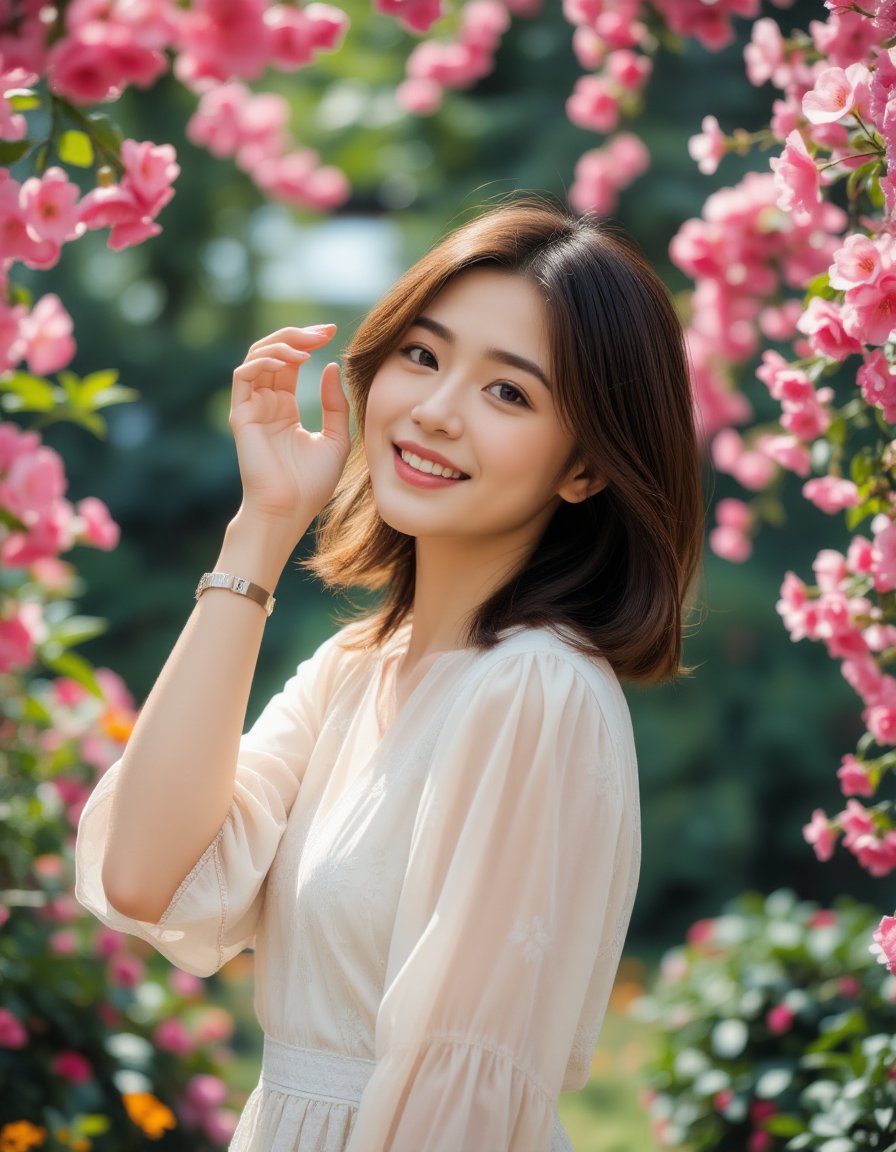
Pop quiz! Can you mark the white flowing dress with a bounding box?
[75,620,641,1152]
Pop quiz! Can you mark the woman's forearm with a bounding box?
[100,507,307,923]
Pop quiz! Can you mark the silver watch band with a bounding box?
[195,571,276,616]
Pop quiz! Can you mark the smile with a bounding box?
[398,447,465,479]
[392,444,468,488]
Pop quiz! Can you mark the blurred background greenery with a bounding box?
[15,1,883,1146]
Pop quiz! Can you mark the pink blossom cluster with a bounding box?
[568,132,648,215]
[187,82,348,209]
[652,0,793,53]
[0,0,349,104]
[670,170,845,453]
[0,143,179,269]
[804,800,896,880]
[0,422,118,674]
[396,0,520,116]
[179,1073,239,1145]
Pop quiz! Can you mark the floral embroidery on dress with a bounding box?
[509,914,552,963]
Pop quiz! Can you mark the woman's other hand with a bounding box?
[229,324,351,532]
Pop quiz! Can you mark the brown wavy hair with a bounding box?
[303,197,706,684]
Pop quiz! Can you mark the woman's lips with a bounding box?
[392,444,468,488]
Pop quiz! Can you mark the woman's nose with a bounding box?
[410,380,464,438]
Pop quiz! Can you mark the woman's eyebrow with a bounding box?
[411,315,552,392]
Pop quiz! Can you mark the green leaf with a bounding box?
[0,139,32,165]
[86,112,123,154]
[847,159,882,203]
[73,1114,112,1138]
[850,448,874,486]
[47,615,108,648]
[6,88,41,111]
[40,650,104,698]
[0,506,27,532]
[90,384,140,411]
[78,369,120,402]
[0,371,58,412]
[57,129,94,167]
[803,272,836,304]
[768,1115,807,1138]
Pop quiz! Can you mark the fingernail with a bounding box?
[308,323,336,332]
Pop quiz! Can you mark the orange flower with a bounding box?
[121,1093,177,1139]
[0,1121,47,1152]
[101,707,135,743]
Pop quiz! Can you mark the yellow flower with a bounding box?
[121,1093,177,1140]
[0,1121,47,1152]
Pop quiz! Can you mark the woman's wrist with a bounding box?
[217,506,309,592]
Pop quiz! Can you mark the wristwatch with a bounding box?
[195,571,276,616]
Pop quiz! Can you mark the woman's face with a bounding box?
[363,267,591,555]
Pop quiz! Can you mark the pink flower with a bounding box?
[802,476,860,514]
[48,22,167,104]
[770,131,820,224]
[843,271,896,346]
[847,535,875,575]
[813,548,848,592]
[689,115,726,175]
[375,0,443,33]
[871,914,896,974]
[170,969,204,998]
[0,1008,27,1049]
[396,77,443,115]
[605,49,651,90]
[810,9,880,68]
[185,1073,229,1109]
[74,496,120,549]
[154,1017,196,1054]
[20,294,76,376]
[120,139,179,216]
[709,524,752,563]
[756,433,810,476]
[859,350,896,422]
[51,1050,93,1083]
[566,75,621,134]
[713,1089,734,1111]
[686,918,716,947]
[264,3,348,69]
[108,952,145,987]
[766,1003,795,1034]
[749,1133,773,1152]
[829,234,884,291]
[803,808,836,861]
[744,17,788,88]
[19,168,85,246]
[0,610,40,669]
[803,63,871,125]
[0,94,27,142]
[872,517,896,592]
[837,754,875,797]
[796,297,862,362]
[808,909,837,929]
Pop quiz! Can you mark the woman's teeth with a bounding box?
[399,449,464,479]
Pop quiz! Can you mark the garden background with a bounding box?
[3,1,895,1150]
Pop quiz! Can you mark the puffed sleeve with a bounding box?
[75,630,344,976]
[347,649,636,1152]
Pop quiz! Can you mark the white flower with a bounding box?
[509,915,552,964]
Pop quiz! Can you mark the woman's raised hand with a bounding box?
[229,324,351,532]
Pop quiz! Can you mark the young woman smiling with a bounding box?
[76,197,704,1152]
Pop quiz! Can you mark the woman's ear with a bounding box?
[557,462,607,504]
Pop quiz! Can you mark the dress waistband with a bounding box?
[262,1035,375,1106]
[260,1035,573,1150]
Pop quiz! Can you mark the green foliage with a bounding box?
[633,890,896,1151]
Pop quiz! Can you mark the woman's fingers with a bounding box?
[319,361,350,445]
[247,324,336,356]
[231,353,309,409]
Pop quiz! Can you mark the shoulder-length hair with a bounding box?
[303,197,705,685]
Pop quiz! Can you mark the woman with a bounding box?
[76,197,704,1151]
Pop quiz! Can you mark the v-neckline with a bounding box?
[372,628,463,742]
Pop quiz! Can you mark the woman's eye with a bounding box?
[486,381,529,407]
[401,344,437,369]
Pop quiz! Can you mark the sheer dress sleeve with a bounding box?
[347,648,637,1152]
[74,631,342,976]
